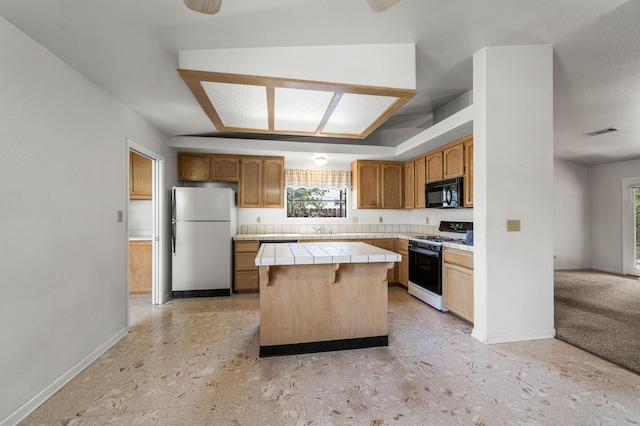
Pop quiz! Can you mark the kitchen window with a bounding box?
[286,187,347,218]
[284,169,351,218]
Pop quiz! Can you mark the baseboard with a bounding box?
[472,328,556,344]
[1,327,129,426]
[554,266,590,271]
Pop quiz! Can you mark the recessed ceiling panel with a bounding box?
[323,93,398,135]
[274,88,335,133]
[202,81,268,130]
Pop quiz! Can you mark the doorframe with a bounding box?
[127,138,167,310]
[622,177,640,276]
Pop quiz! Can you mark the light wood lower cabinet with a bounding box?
[397,239,408,288]
[372,238,398,283]
[443,248,474,323]
[234,241,260,292]
[129,241,152,294]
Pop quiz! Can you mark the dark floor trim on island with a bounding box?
[259,335,389,357]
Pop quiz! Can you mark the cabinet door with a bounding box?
[443,263,474,323]
[211,155,240,182]
[399,251,408,288]
[129,241,152,294]
[464,138,474,207]
[373,239,397,283]
[130,151,152,200]
[356,162,381,208]
[425,151,443,183]
[414,157,426,208]
[397,237,408,288]
[239,158,262,207]
[381,163,403,209]
[443,142,464,179]
[404,162,415,209]
[262,157,284,208]
[178,153,210,181]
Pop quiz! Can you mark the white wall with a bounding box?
[590,157,640,273]
[472,45,555,344]
[553,159,591,269]
[0,17,175,425]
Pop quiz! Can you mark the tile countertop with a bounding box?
[256,242,402,266]
[234,232,474,252]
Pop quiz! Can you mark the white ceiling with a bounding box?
[1,0,638,165]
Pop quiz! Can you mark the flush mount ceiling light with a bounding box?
[183,0,222,14]
[314,155,328,166]
[178,70,415,139]
[367,0,401,13]
[183,0,399,15]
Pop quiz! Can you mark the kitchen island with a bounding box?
[256,242,400,357]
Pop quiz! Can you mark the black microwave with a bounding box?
[425,177,464,208]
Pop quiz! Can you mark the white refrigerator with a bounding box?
[171,187,237,297]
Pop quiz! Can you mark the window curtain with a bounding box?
[285,169,351,189]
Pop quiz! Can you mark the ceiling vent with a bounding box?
[582,127,619,136]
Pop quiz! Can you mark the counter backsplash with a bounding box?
[240,223,440,235]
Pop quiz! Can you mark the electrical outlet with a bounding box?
[425,217,429,225]
[256,216,261,223]
[352,216,358,223]
[379,217,383,223]
[507,219,521,232]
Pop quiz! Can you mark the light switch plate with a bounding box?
[379,217,383,223]
[507,219,521,232]
[256,216,261,223]
[117,210,123,223]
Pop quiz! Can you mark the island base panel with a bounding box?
[259,262,391,349]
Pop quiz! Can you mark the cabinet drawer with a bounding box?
[235,241,260,252]
[443,248,474,270]
[235,252,258,271]
[235,271,259,292]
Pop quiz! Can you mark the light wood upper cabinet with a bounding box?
[425,151,443,183]
[414,157,426,208]
[404,162,414,208]
[352,160,403,209]
[464,136,474,207]
[381,163,404,209]
[443,142,464,179]
[130,151,152,200]
[211,155,240,182]
[239,156,284,208]
[239,157,262,208]
[178,153,211,181]
[262,157,285,208]
[178,153,240,182]
[352,161,381,209]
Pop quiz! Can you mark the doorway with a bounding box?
[127,139,167,316]
[622,177,640,277]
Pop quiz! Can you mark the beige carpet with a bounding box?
[555,269,640,374]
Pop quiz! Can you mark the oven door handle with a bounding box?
[409,247,441,257]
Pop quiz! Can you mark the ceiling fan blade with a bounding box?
[184,0,222,15]
[367,0,401,13]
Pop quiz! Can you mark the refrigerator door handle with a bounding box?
[172,221,176,255]
[171,187,177,255]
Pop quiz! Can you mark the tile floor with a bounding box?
[20,287,640,425]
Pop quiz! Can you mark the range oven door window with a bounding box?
[408,246,442,295]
